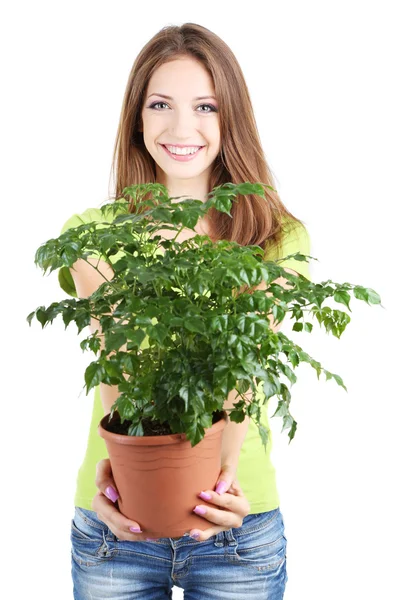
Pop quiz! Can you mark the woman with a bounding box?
[59,22,311,599]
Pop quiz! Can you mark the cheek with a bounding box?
[142,124,161,151]
[202,123,220,145]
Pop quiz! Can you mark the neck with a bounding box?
[155,169,210,205]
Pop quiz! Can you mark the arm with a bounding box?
[69,257,128,415]
[221,268,299,467]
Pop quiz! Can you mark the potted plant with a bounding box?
[28,181,382,538]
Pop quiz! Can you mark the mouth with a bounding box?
[160,144,205,161]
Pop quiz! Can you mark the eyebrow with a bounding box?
[147,93,217,101]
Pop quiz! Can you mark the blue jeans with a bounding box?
[71,505,288,599]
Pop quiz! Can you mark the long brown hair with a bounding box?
[106,22,306,255]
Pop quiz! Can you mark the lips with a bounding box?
[161,144,205,148]
[160,144,205,161]
[161,144,204,151]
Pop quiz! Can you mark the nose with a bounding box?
[169,108,197,139]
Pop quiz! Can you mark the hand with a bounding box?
[92,458,152,542]
[189,463,251,542]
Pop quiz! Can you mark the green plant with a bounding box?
[27,182,382,449]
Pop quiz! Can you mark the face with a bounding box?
[140,56,221,199]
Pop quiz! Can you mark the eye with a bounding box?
[148,102,217,113]
[149,101,169,110]
[197,104,218,113]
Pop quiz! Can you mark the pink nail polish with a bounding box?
[129,527,142,533]
[215,481,227,495]
[105,485,119,502]
[193,505,207,515]
[199,491,212,501]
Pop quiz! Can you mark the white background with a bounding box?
[2,1,399,598]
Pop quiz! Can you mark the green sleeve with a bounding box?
[57,205,128,298]
[264,219,312,281]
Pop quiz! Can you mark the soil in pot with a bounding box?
[104,409,225,437]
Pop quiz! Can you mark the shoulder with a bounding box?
[281,217,310,249]
[57,201,129,298]
[264,216,312,281]
[59,202,129,235]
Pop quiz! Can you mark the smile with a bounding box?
[160,144,205,162]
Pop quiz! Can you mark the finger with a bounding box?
[227,479,246,497]
[189,524,228,542]
[213,477,245,497]
[95,458,119,503]
[91,491,146,542]
[194,503,245,529]
[215,464,237,495]
[197,488,250,518]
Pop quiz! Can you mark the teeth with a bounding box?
[165,145,201,155]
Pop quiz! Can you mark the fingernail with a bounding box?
[190,532,200,540]
[198,491,212,501]
[146,537,159,541]
[129,527,142,533]
[105,485,119,502]
[193,505,207,515]
[215,481,228,495]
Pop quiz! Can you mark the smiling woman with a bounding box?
[139,57,222,202]
[58,22,312,599]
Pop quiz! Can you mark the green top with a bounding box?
[58,203,311,513]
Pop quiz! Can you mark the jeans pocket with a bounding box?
[71,507,117,567]
[230,509,287,572]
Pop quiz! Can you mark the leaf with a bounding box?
[288,349,300,367]
[148,322,169,344]
[353,286,381,305]
[125,328,147,347]
[84,362,106,393]
[256,422,269,452]
[281,413,294,433]
[128,421,144,436]
[272,304,286,324]
[179,384,189,412]
[60,245,79,267]
[236,182,266,196]
[184,317,206,334]
[332,373,347,391]
[116,395,136,422]
[26,310,36,326]
[272,399,288,418]
[263,372,281,401]
[105,332,127,353]
[229,409,246,423]
[122,354,139,375]
[99,234,118,252]
[334,290,351,311]
[61,306,76,328]
[36,307,47,328]
[287,418,297,444]
[277,362,297,385]
[75,310,91,334]
[213,195,235,216]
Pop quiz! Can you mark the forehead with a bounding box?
[147,57,215,96]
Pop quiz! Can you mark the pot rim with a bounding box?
[98,410,228,446]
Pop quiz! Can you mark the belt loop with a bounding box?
[224,528,237,546]
[213,530,225,547]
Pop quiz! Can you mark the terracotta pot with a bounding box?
[98,410,228,539]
